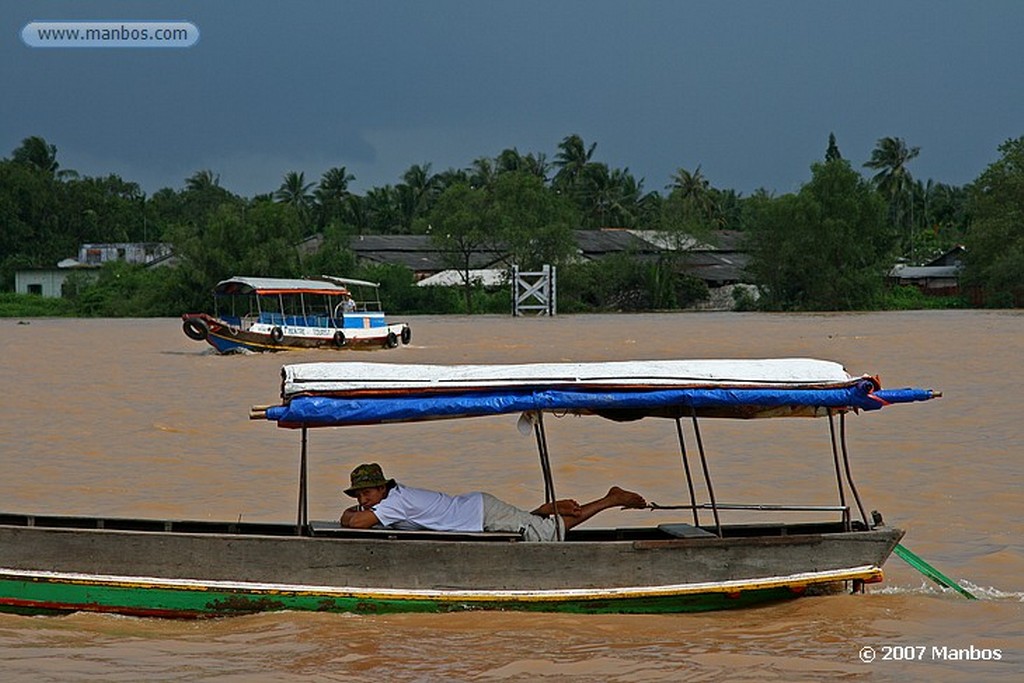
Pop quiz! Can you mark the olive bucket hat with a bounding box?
[344,463,395,497]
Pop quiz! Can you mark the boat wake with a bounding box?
[875,581,1024,601]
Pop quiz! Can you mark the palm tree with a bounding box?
[577,162,613,227]
[316,166,355,227]
[434,167,470,193]
[401,163,437,227]
[275,171,314,209]
[522,152,550,181]
[317,167,354,199]
[185,169,221,192]
[275,171,316,233]
[606,168,644,227]
[578,165,644,228]
[496,148,525,174]
[552,134,596,191]
[363,186,404,234]
[12,136,61,176]
[864,136,920,254]
[467,156,497,189]
[667,165,717,224]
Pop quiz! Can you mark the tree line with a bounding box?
[1,131,1021,315]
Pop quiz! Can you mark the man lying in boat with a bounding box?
[340,463,647,542]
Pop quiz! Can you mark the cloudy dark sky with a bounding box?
[4,1,1021,199]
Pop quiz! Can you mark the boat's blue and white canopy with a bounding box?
[214,276,380,296]
[256,359,938,428]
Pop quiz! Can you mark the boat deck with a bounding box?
[0,513,866,542]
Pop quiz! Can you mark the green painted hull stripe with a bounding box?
[0,564,883,616]
[0,577,810,616]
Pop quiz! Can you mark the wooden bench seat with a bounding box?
[658,523,717,538]
[308,521,523,542]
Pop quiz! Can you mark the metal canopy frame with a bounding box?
[659,411,866,535]
[291,409,871,537]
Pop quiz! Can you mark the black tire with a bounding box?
[333,330,347,347]
[183,317,209,341]
[385,332,399,348]
[270,326,285,343]
[400,326,412,345]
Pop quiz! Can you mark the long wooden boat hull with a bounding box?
[0,517,903,617]
[183,314,411,354]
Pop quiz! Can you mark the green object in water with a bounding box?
[894,544,977,600]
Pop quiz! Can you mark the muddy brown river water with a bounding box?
[0,311,1020,681]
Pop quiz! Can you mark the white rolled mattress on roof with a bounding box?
[280,358,857,398]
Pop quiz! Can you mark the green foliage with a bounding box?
[354,262,420,313]
[747,160,894,311]
[825,133,843,163]
[426,174,577,312]
[12,136,61,175]
[301,221,358,278]
[167,200,303,310]
[351,262,506,314]
[61,261,186,316]
[963,136,1024,307]
[731,286,759,312]
[881,285,965,310]
[0,292,76,317]
[864,136,920,257]
[552,134,653,228]
[425,182,491,312]
[558,253,708,312]
[489,172,578,269]
[2,130,1017,314]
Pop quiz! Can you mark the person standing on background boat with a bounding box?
[339,463,646,542]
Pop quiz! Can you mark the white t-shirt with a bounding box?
[371,483,484,532]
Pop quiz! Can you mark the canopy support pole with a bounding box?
[532,412,562,541]
[839,413,869,528]
[674,418,700,527]
[296,427,308,535]
[827,411,851,530]
[691,414,722,537]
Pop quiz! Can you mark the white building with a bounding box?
[14,242,173,298]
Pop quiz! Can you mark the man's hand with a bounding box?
[341,506,382,528]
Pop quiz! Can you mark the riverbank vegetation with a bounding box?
[2,131,1021,317]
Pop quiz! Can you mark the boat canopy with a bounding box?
[214,276,378,297]
[256,359,938,428]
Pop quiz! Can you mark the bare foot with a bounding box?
[608,486,646,509]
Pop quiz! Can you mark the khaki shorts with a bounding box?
[481,493,564,542]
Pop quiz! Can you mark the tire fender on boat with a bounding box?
[182,317,209,341]
[333,330,347,347]
[385,331,399,348]
[400,326,412,345]
[270,326,285,343]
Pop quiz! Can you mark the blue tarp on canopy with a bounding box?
[263,382,935,428]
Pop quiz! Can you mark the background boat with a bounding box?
[181,275,411,353]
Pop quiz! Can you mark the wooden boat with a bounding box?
[0,359,939,617]
[180,275,411,353]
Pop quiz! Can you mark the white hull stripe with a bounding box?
[0,566,882,602]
